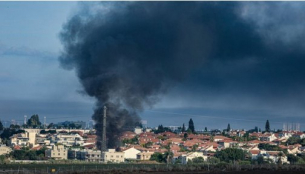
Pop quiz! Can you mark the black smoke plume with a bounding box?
[59,2,264,148]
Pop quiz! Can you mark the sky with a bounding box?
[1,2,305,131]
[0,2,95,125]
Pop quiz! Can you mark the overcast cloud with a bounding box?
[1,2,305,131]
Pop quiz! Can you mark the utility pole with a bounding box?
[102,106,107,152]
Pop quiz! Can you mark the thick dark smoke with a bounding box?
[59,2,266,147]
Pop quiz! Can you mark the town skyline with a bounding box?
[0,113,303,132]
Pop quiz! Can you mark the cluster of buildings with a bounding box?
[0,127,305,164]
[0,128,136,163]
[120,129,305,164]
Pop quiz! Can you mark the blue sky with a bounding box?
[1,2,305,131]
[0,2,95,125]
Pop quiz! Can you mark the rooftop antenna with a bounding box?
[296,123,300,132]
[44,116,46,128]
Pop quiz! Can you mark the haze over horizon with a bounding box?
[1,2,305,131]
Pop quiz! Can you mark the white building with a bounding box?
[123,147,141,160]
[9,130,37,147]
[101,149,124,163]
[181,152,207,164]
[9,133,29,147]
[137,151,154,160]
[259,133,277,142]
[54,133,84,146]
[134,128,143,134]
[0,145,12,155]
[256,150,288,164]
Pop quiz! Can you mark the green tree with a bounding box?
[287,154,299,164]
[174,158,182,164]
[150,152,166,163]
[227,124,231,132]
[143,142,153,148]
[69,123,76,129]
[208,157,220,164]
[255,126,258,132]
[243,132,250,141]
[286,137,301,145]
[27,150,37,160]
[210,135,214,142]
[189,157,204,164]
[0,155,8,164]
[277,152,284,165]
[10,124,20,129]
[154,125,166,134]
[122,136,139,145]
[1,128,25,144]
[215,148,247,162]
[258,143,283,151]
[188,118,195,133]
[27,114,41,128]
[164,151,173,164]
[182,133,188,141]
[300,138,305,146]
[191,144,198,152]
[182,123,186,132]
[11,150,27,160]
[0,120,3,131]
[265,120,270,132]
[257,156,264,164]
[47,123,54,129]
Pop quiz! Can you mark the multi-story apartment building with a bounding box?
[101,149,124,163]
[9,133,29,147]
[45,145,68,160]
[79,149,101,162]
[54,133,84,146]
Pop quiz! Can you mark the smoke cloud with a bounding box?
[59,2,302,146]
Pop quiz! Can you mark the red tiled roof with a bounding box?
[84,144,95,149]
[14,145,21,150]
[248,140,262,144]
[249,150,260,155]
[31,145,43,150]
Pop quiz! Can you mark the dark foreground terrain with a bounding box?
[1,164,305,174]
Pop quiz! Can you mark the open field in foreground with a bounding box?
[0,164,305,174]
